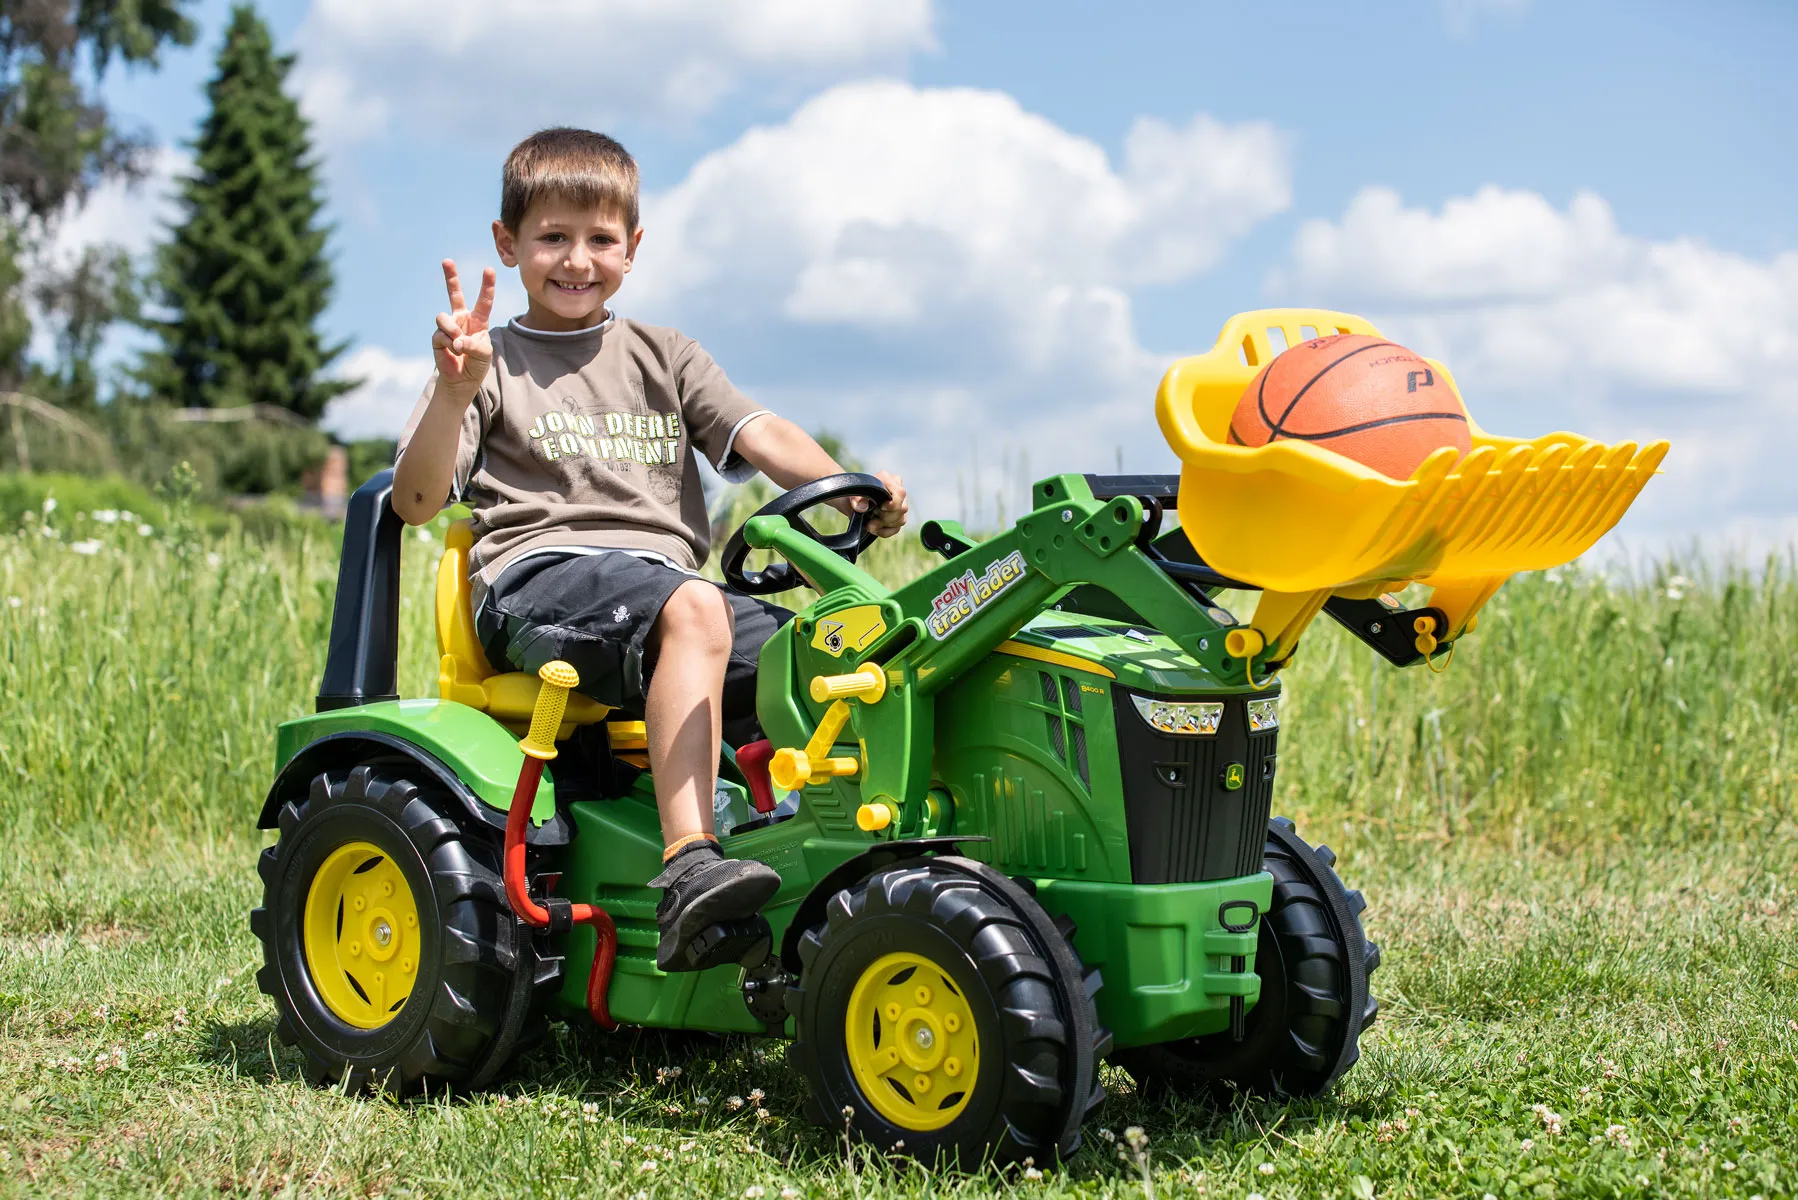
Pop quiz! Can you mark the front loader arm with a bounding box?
[764,475,1242,831]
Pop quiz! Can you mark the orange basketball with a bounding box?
[1228,334,1472,479]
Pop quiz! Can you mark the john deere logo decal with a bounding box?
[1222,762,1245,791]
[926,551,1027,640]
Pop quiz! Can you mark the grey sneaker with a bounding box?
[650,842,780,972]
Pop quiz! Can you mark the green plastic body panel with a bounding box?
[273,699,556,825]
[284,474,1292,1047]
[1036,873,1272,1048]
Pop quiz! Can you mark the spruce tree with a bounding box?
[142,5,352,419]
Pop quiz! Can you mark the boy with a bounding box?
[392,128,909,972]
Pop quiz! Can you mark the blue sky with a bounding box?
[91,0,1798,552]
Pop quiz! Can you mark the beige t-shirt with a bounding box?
[398,316,767,597]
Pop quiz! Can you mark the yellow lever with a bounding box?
[809,662,886,704]
[771,699,861,789]
[520,661,579,761]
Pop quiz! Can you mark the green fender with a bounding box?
[263,699,560,833]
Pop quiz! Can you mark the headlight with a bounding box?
[1132,695,1223,736]
[1246,696,1280,732]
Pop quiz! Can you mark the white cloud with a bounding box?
[322,345,433,441]
[44,146,188,268]
[1276,184,1798,551]
[626,81,1290,514]
[295,0,934,145]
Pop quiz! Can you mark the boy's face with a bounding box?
[493,197,642,331]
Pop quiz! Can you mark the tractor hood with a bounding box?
[1004,610,1254,696]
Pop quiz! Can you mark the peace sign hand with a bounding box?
[432,259,497,396]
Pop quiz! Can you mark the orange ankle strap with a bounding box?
[662,833,719,862]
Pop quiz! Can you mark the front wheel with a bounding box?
[1115,816,1380,1102]
[790,858,1106,1164]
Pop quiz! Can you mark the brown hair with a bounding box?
[500,128,639,232]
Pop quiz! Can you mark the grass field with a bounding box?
[2,490,1796,1197]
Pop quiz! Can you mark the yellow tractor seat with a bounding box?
[435,520,613,740]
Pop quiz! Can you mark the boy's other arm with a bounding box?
[393,260,496,526]
[731,414,910,537]
[392,379,479,525]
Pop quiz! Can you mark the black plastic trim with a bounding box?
[317,469,404,711]
[1082,473,1180,500]
[1112,688,1279,884]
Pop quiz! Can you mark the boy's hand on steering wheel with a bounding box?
[432,259,496,400]
[849,470,909,537]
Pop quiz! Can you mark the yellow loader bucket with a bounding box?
[1156,308,1667,669]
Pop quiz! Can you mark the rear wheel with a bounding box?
[250,765,560,1094]
[1116,817,1379,1102]
[790,857,1107,1164]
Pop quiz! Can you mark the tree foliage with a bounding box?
[140,4,352,420]
[0,0,196,392]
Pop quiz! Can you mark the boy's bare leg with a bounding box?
[644,579,782,971]
[644,579,732,847]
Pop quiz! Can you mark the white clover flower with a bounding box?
[695,1095,710,1108]
[41,497,55,514]
[1520,1138,1534,1151]
[1722,1161,1736,1171]
[780,1189,800,1199]
[637,1160,657,1173]
[1124,1125,1147,1150]
[1259,1162,1275,1174]
[92,509,119,524]
[70,539,102,555]
[1606,1124,1629,1147]
[744,1187,765,1198]
[582,1101,598,1114]
[1023,1166,1042,1180]
[206,552,221,568]
[136,523,154,536]
[726,1095,745,1111]
[748,1088,766,1106]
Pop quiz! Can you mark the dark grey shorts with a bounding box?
[474,552,792,735]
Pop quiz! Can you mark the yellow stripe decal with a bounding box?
[995,640,1117,679]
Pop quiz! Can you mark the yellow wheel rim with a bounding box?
[845,951,981,1131]
[302,841,422,1029]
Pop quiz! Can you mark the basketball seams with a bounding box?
[1259,339,1401,443]
[1270,410,1468,442]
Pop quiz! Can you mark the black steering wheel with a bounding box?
[720,473,893,595]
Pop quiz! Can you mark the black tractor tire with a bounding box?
[789,856,1107,1165]
[1116,816,1379,1103]
[250,765,562,1095]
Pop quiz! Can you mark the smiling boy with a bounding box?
[392,128,908,972]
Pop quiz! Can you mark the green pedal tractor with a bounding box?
[251,309,1664,1162]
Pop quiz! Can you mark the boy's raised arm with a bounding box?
[393,261,496,525]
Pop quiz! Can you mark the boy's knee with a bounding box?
[655,581,734,656]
